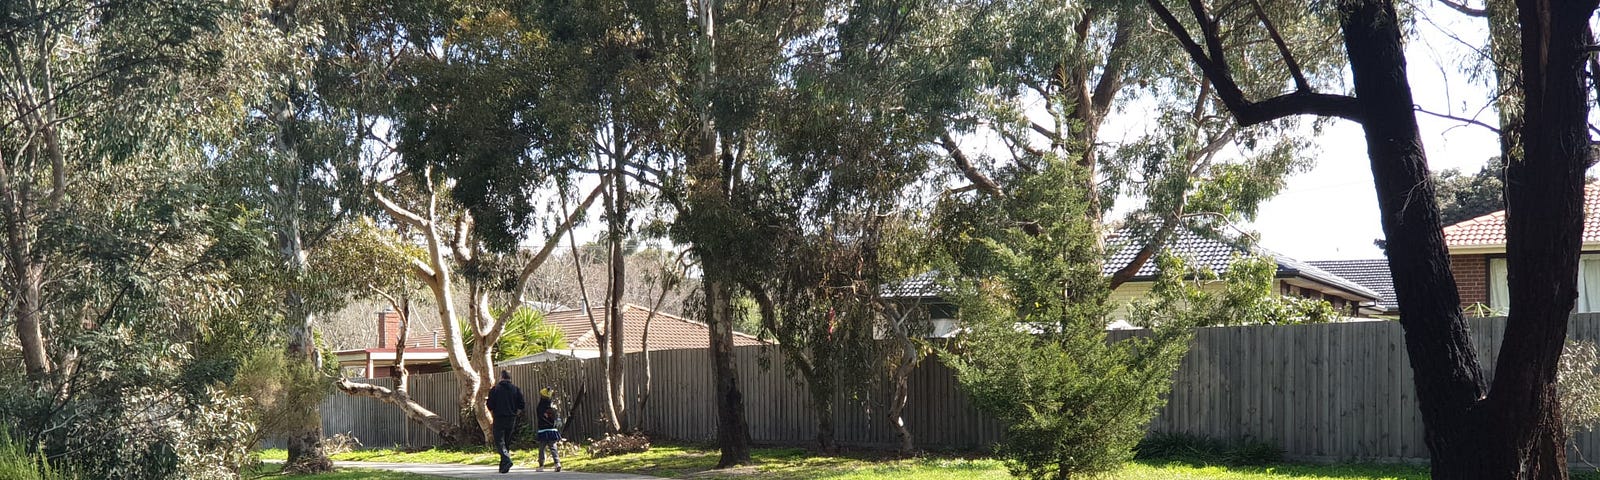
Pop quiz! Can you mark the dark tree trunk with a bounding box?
[1148,0,1596,473]
[1336,1,1496,476]
[1473,0,1598,476]
[705,274,752,467]
[606,158,629,432]
[812,382,836,453]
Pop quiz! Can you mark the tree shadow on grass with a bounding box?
[1131,458,1432,480]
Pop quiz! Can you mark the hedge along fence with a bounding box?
[319,314,1600,462]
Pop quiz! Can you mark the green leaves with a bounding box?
[937,157,1189,479]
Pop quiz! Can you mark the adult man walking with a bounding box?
[487,370,525,474]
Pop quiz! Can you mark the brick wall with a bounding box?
[377,310,403,348]
[1452,254,1488,308]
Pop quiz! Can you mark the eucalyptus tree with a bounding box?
[330,0,619,444]
[0,0,300,476]
[1146,0,1599,474]
[0,0,229,389]
[912,0,1338,283]
[204,0,403,469]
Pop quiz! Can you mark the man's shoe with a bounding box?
[554,465,562,472]
[536,467,544,472]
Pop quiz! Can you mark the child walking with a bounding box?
[535,387,561,472]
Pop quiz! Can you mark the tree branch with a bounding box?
[1090,10,1140,115]
[1414,106,1502,134]
[1437,0,1488,16]
[374,190,428,231]
[1146,0,1363,126]
[514,177,610,304]
[1249,0,1311,92]
[938,133,1006,198]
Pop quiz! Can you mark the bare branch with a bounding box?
[1414,106,1502,134]
[1090,10,1140,115]
[938,133,1006,198]
[514,177,610,304]
[374,190,428,231]
[1436,0,1488,16]
[1146,0,1364,126]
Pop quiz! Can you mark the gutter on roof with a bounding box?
[1273,268,1382,302]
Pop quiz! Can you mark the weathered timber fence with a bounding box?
[316,314,1600,462]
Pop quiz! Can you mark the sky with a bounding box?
[1205,4,1503,261]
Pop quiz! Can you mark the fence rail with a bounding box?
[310,314,1600,462]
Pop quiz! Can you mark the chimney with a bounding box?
[377,309,404,348]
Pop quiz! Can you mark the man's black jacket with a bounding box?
[487,380,525,420]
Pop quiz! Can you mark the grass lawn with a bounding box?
[245,462,446,479]
[260,443,1600,480]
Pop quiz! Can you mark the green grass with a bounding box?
[256,445,1600,480]
[246,462,446,479]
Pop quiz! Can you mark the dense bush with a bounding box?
[1559,340,1600,434]
[938,160,1194,480]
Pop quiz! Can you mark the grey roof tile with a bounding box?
[1306,259,1398,312]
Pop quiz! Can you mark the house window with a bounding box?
[1488,255,1600,314]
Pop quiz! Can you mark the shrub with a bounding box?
[0,429,75,480]
[1559,340,1600,434]
[937,160,1194,480]
[586,433,650,458]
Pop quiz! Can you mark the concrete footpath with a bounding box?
[333,460,666,480]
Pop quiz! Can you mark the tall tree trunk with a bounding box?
[12,257,49,383]
[705,274,752,467]
[280,182,333,473]
[1475,0,1597,476]
[691,0,752,467]
[605,156,629,433]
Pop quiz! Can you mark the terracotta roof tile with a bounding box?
[1443,184,1600,247]
[541,304,764,352]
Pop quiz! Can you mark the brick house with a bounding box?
[333,310,451,378]
[1442,185,1600,315]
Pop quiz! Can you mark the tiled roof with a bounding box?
[1307,259,1398,312]
[1442,184,1600,247]
[1104,228,1382,301]
[882,228,1381,302]
[541,304,764,352]
[881,271,946,299]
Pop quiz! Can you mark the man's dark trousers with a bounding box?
[494,416,517,472]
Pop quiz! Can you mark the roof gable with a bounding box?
[1105,229,1381,301]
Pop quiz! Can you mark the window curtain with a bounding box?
[1489,258,1509,316]
[1491,255,1600,314]
[1582,257,1600,313]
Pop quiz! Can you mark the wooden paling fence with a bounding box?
[317,314,1600,462]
